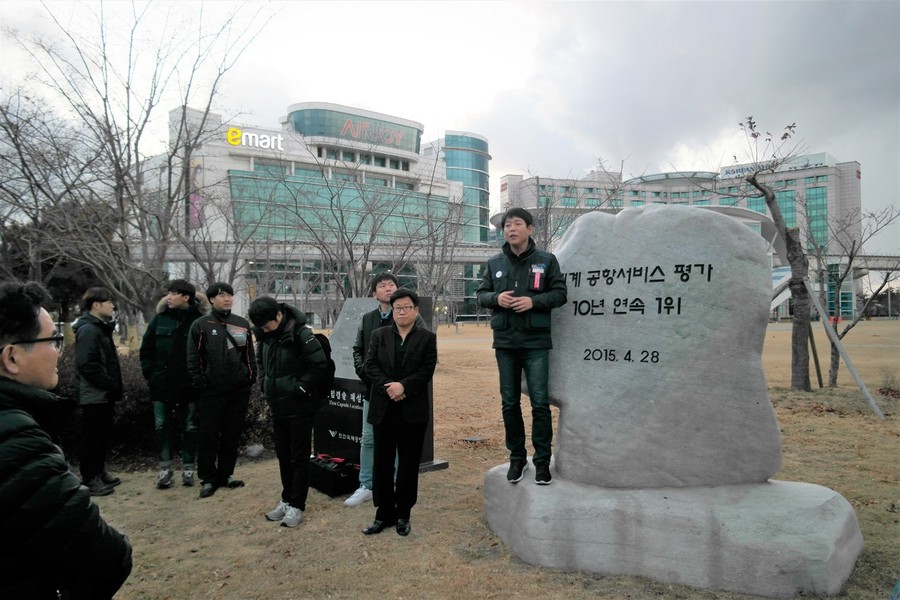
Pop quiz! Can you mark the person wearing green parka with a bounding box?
[140,279,209,489]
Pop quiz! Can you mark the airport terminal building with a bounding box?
[154,100,869,321]
[161,102,494,322]
[499,153,864,317]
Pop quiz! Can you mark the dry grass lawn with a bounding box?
[97,319,899,599]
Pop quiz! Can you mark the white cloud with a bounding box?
[2,0,897,252]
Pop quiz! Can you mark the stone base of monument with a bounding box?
[484,462,863,598]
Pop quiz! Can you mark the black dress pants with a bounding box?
[80,402,114,482]
[372,405,427,522]
[272,413,316,510]
[198,387,250,485]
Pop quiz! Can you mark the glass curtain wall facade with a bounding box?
[228,168,456,244]
[443,133,491,243]
[163,103,498,321]
[435,133,491,313]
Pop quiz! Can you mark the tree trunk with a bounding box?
[747,173,811,391]
[785,226,812,391]
[825,270,850,387]
[828,342,841,387]
[827,317,842,387]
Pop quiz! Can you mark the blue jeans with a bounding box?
[495,348,552,465]
[359,399,375,489]
[359,399,397,489]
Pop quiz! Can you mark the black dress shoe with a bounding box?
[362,519,395,535]
[396,518,411,536]
[100,471,122,487]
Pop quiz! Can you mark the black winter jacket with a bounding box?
[73,313,123,405]
[186,309,257,393]
[364,321,437,425]
[0,377,132,599]
[255,304,328,419]
[139,293,209,400]
[476,238,567,349]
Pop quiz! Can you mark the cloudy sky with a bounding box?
[2,0,898,253]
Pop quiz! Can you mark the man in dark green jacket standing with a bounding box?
[187,282,257,499]
[140,279,209,489]
[74,286,123,496]
[477,207,567,486]
[249,297,327,528]
[0,281,132,599]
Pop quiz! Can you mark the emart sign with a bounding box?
[226,127,284,151]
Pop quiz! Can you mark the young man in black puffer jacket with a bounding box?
[0,281,132,599]
[140,279,209,489]
[187,282,257,499]
[73,286,124,496]
[249,296,327,528]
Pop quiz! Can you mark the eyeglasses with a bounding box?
[393,305,416,313]
[5,334,65,352]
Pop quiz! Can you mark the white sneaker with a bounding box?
[156,468,174,489]
[281,505,303,528]
[344,486,372,507]
[266,500,287,521]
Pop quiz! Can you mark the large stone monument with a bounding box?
[483,206,863,597]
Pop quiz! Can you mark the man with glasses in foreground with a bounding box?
[0,281,132,598]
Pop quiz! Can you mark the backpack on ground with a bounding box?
[314,332,336,396]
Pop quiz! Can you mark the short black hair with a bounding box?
[0,281,50,347]
[205,281,234,299]
[368,271,399,296]
[500,207,534,229]
[248,296,281,327]
[390,288,419,307]
[81,287,113,313]
[167,279,196,301]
